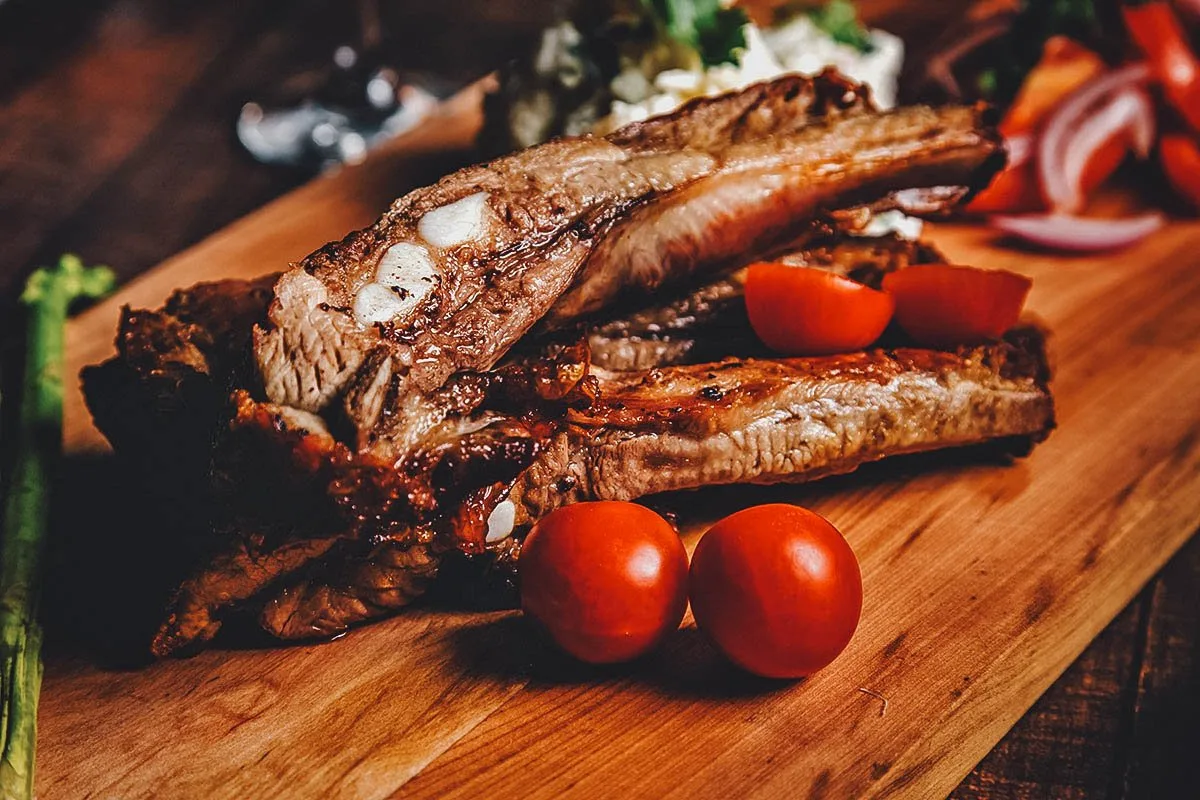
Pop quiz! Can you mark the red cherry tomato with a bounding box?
[882,265,1032,348]
[743,263,895,356]
[1160,132,1200,210]
[520,501,689,664]
[688,504,863,679]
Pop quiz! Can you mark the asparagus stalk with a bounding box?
[0,256,113,799]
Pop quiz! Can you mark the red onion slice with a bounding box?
[1005,133,1034,169]
[991,212,1165,252]
[1054,88,1156,212]
[1038,63,1152,213]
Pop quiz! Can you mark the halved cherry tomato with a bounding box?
[1123,1,1200,135]
[689,504,862,679]
[882,265,1032,348]
[968,158,1044,214]
[1160,132,1200,209]
[1000,36,1106,137]
[519,501,688,664]
[744,264,894,355]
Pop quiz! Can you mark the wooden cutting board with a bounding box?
[43,84,1200,799]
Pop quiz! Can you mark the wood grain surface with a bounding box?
[4,1,1197,797]
[37,73,1200,798]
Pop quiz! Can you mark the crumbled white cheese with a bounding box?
[418,192,491,249]
[485,500,516,544]
[762,16,904,109]
[597,19,905,134]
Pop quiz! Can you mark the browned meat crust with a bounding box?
[82,276,276,469]
[255,73,1001,466]
[534,233,946,371]
[142,347,594,656]
[511,327,1055,522]
[259,328,1054,640]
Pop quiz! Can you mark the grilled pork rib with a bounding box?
[255,73,1001,464]
[537,233,945,371]
[258,329,1054,639]
[511,329,1053,522]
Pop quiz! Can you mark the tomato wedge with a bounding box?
[882,265,1032,348]
[968,157,1043,214]
[1160,132,1200,209]
[1078,132,1131,196]
[1123,1,1200,135]
[743,263,894,356]
[1000,36,1106,137]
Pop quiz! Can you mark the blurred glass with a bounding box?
[237,0,463,170]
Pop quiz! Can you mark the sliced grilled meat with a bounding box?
[255,73,1002,464]
[258,328,1053,641]
[83,276,276,487]
[508,327,1054,524]
[143,347,593,657]
[563,233,946,371]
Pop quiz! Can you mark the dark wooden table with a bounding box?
[1,1,1196,796]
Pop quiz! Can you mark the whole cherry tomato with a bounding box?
[743,263,894,356]
[689,504,863,679]
[520,501,689,664]
[882,264,1031,348]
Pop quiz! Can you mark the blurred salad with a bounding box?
[484,0,1200,254]
[921,0,1200,251]
[480,1,903,151]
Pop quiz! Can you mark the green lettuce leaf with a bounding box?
[806,0,874,54]
[643,0,749,67]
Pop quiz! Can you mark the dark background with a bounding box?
[0,0,1196,796]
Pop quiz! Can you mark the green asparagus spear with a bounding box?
[0,256,113,799]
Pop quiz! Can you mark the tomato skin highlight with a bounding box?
[1123,2,1200,136]
[688,504,863,679]
[744,263,895,356]
[883,265,1032,348]
[1160,133,1200,210]
[519,501,689,664]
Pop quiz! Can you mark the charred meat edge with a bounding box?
[261,328,1054,640]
